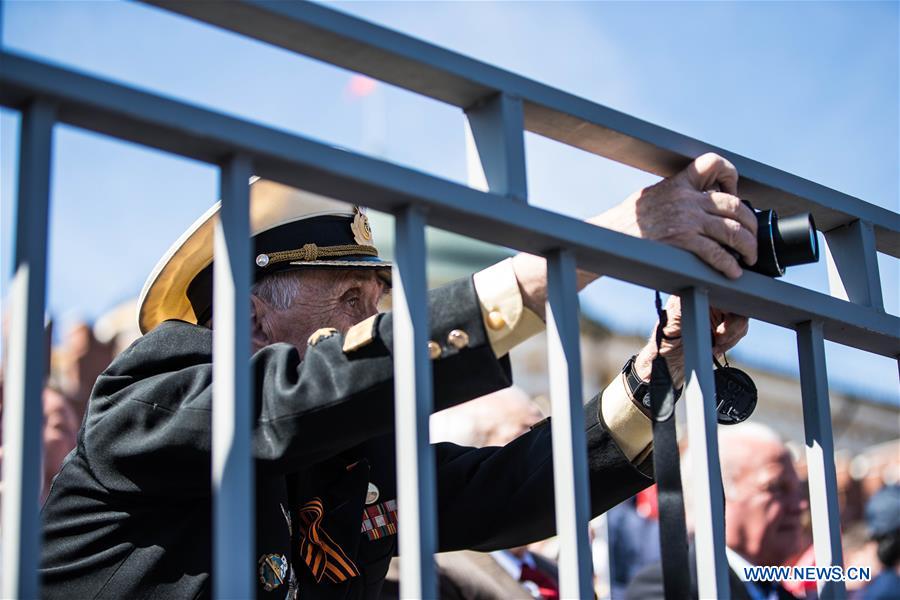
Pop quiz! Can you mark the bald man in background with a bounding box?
[627,423,806,600]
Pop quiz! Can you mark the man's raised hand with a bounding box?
[594,152,758,279]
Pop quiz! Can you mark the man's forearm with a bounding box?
[510,252,600,321]
[508,249,664,383]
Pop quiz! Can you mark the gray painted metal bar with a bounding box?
[464,93,528,202]
[680,287,730,600]
[545,249,594,600]
[392,206,437,599]
[796,321,846,600]
[212,154,255,599]
[0,52,896,357]
[591,514,612,600]
[141,0,900,257]
[823,220,883,310]
[1,98,55,600]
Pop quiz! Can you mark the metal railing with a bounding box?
[1,1,897,598]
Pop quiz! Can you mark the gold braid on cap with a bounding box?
[256,243,378,268]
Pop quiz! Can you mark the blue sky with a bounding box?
[1,1,897,403]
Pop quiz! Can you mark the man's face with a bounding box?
[253,269,387,358]
[42,388,79,500]
[724,441,807,566]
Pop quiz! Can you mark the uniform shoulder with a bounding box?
[102,319,212,379]
[85,320,214,422]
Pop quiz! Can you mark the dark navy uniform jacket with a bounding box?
[40,278,653,599]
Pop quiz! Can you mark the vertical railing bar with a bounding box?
[464,93,528,203]
[545,248,593,600]
[823,220,883,310]
[212,154,254,599]
[591,514,612,600]
[796,320,845,600]
[680,287,730,599]
[392,205,437,599]
[1,97,55,600]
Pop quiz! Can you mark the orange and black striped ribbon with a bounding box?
[297,498,360,583]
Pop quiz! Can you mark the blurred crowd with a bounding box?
[0,300,139,502]
[412,387,899,599]
[1,302,897,599]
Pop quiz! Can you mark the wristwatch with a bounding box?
[623,355,653,417]
[622,354,682,418]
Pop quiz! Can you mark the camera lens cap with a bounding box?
[714,365,758,425]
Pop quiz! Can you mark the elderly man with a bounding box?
[40,153,754,599]
[626,422,807,600]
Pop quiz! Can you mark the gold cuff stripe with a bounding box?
[600,372,653,462]
[261,243,378,266]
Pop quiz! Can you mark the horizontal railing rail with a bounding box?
[1,51,896,358]
[143,0,900,257]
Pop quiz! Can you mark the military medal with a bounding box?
[258,553,288,592]
[361,499,398,541]
[280,503,292,536]
[365,482,380,505]
[286,566,299,600]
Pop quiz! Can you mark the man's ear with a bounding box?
[250,295,272,349]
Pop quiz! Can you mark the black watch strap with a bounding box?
[623,355,652,417]
[622,355,682,418]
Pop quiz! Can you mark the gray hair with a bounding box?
[251,270,305,310]
[202,271,305,328]
[717,422,783,484]
[681,422,784,515]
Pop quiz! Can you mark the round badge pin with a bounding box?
[258,553,288,592]
[366,482,380,505]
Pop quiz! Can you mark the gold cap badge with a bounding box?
[350,206,373,246]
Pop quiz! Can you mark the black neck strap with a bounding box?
[650,291,692,598]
